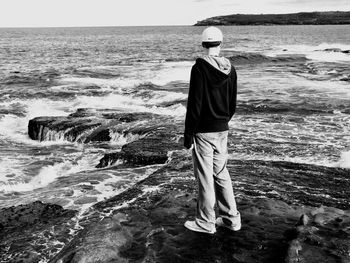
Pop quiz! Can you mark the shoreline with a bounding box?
[1,109,349,262]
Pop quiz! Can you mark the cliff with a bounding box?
[195,11,350,26]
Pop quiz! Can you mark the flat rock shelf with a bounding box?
[0,108,349,263]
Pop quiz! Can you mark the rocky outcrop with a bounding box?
[24,110,350,263]
[0,201,76,229]
[0,201,77,263]
[227,160,350,210]
[48,153,350,263]
[28,116,104,142]
[28,109,161,143]
[27,107,184,168]
[340,76,350,82]
[285,209,350,263]
[96,136,181,168]
[195,11,350,26]
[96,124,183,168]
[322,48,350,54]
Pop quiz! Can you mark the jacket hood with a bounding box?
[201,55,231,75]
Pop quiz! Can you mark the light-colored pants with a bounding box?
[192,131,239,230]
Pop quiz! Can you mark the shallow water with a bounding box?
[0,25,350,212]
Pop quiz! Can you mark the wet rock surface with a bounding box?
[227,160,350,210]
[0,201,77,263]
[96,125,183,168]
[50,152,350,263]
[23,111,350,263]
[28,108,161,143]
[285,208,350,263]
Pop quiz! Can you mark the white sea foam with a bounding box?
[229,152,336,168]
[306,52,350,62]
[0,158,26,182]
[0,65,188,148]
[0,153,99,193]
[60,76,138,91]
[0,107,70,146]
[94,164,163,216]
[61,62,190,116]
[150,61,192,85]
[109,131,142,145]
[0,61,189,196]
[268,43,350,62]
[60,61,192,89]
[76,93,186,116]
[75,93,144,109]
[337,151,350,169]
[144,91,187,105]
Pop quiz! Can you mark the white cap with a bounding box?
[201,26,223,42]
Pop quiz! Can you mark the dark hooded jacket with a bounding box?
[184,57,237,148]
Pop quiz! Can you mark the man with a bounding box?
[184,26,241,234]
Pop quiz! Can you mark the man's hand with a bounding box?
[184,133,194,149]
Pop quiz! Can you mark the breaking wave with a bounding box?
[228,52,307,65]
[268,43,350,62]
[337,151,350,169]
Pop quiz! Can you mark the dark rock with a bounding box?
[0,201,77,263]
[102,112,157,122]
[52,154,293,263]
[296,214,309,226]
[79,184,94,191]
[96,137,181,168]
[28,116,57,140]
[284,207,350,263]
[323,48,343,53]
[51,153,350,263]
[24,111,350,262]
[28,116,103,142]
[67,108,97,118]
[340,76,350,82]
[84,127,111,142]
[322,48,350,54]
[195,11,350,26]
[74,196,98,205]
[0,201,76,229]
[28,109,159,143]
[96,124,182,168]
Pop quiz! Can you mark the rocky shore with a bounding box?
[1,109,349,262]
[194,11,350,26]
[50,154,350,263]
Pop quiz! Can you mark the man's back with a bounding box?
[185,57,237,135]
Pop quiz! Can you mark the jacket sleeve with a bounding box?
[229,67,237,119]
[184,65,203,148]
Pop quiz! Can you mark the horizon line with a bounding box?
[0,24,192,29]
[0,10,349,29]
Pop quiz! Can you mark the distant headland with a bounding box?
[194,11,350,26]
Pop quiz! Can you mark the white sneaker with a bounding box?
[184,220,216,234]
[216,217,241,231]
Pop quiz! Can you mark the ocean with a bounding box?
[0,24,349,215]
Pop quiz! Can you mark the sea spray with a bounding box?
[60,61,192,88]
[337,151,350,169]
[269,43,350,62]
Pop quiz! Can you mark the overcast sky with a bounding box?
[0,0,349,27]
